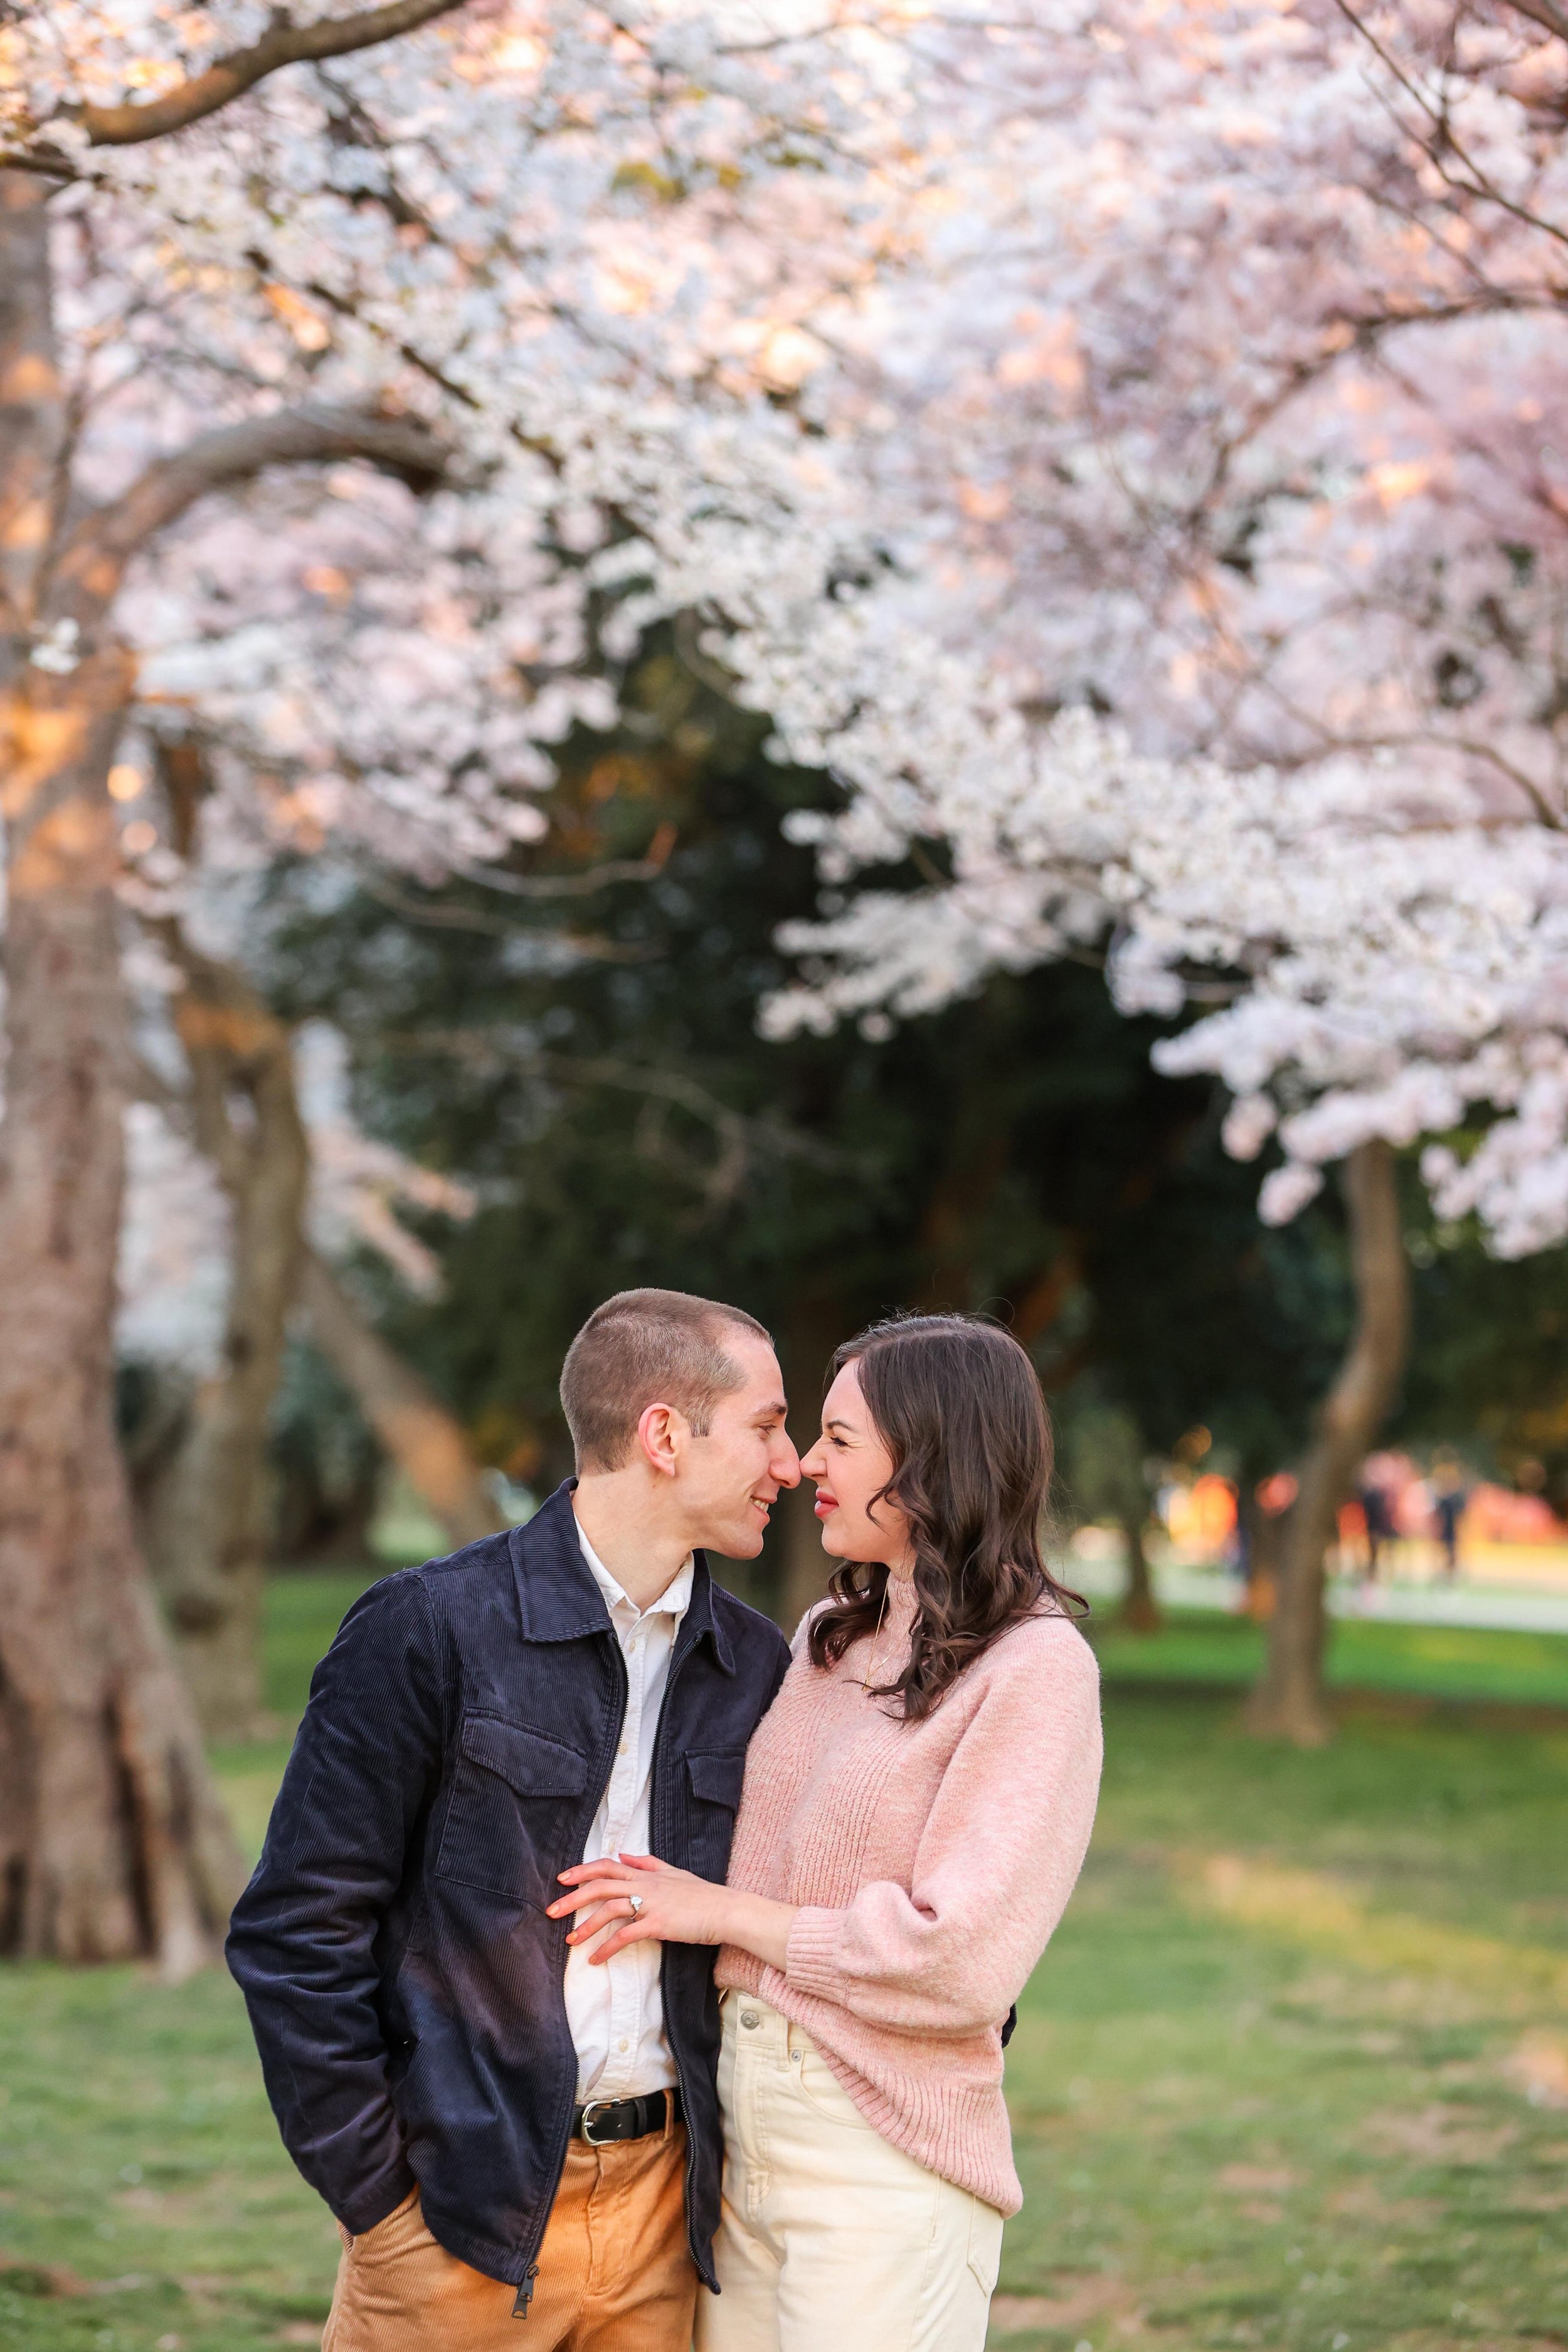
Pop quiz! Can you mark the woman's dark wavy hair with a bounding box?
[807,1313,1085,1722]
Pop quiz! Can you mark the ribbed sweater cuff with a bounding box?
[783,1905,847,1998]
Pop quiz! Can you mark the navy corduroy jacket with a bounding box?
[226,1483,792,2295]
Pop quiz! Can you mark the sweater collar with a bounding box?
[883,1569,919,1638]
[854,1565,918,1684]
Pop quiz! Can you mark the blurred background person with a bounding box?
[1431,1456,1468,1580]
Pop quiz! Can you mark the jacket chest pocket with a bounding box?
[682,1749,746,1880]
[436,1712,591,1910]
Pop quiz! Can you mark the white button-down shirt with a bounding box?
[564,1519,693,2102]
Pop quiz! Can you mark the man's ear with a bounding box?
[637,1400,689,1480]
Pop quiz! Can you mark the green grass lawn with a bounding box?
[1,1577,1565,2352]
[1090,1608,1568,1712]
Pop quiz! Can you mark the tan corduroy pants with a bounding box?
[321,2118,695,2352]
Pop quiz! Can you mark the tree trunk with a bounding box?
[0,1651,29,1952]
[300,1254,504,1550]
[1118,1507,1162,1633]
[0,179,245,1964]
[1237,1483,1282,1621]
[772,1290,845,1631]
[773,1478,829,1635]
[0,178,60,659]
[0,150,454,1963]
[142,892,311,1739]
[0,659,246,1967]
[1245,1140,1411,1745]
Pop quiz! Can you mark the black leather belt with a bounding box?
[572,2087,682,2146]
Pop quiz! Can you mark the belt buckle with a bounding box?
[580,2099,617,2146]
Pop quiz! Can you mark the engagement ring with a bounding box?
[628,1894,644,1917]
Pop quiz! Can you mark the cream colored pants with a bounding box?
[694,1996,1004,2352]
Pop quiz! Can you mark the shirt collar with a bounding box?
[575,1518,694,1626]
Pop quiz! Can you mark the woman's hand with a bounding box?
[548,1853,728,1961]
[547,1851,798,1970]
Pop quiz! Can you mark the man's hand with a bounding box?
[547,1853,797,1969]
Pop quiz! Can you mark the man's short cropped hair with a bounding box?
[560,1288,772,1473]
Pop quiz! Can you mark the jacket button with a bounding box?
[740,2010,760,2030]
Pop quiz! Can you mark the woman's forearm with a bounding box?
[716,1886,799,1973]
[551,1855,800,1968]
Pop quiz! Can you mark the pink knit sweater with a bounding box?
[716,1576,1102,2215]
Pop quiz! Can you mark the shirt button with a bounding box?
[740,2010,760,2030]
[618,2038,630,2053]
[618,1743,627,1757]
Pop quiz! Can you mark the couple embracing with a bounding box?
[228,1290,1103,2352]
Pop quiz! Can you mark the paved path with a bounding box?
[1066,1554,1568,1635]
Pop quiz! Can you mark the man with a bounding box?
[228,1288,799,2352]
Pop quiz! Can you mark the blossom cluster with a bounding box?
[756,3,1568,1256]
[12,3,921,887]
[13,3,1568,1261]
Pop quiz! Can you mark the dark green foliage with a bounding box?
[1399,1184,1568,1500]
[268,1340,381,1564]
[260,642,1340,1547]
[236,631,1568,1601]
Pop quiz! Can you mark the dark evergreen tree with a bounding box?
[263,639,1342,1618]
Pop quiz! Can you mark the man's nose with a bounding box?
[772,1436,803,1488]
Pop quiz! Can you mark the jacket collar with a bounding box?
[509,1481,734,1673]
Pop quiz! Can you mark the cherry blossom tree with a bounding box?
[0,0,930,1963]
[14,0,1561,1854]
[756,0,1568,1741]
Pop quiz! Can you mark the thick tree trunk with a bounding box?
[300,1253,504,1550]
[142,898,311,1739]
[0,675,246,1966]
[0,177,245,1964]
[1245,1140,1411,1745]
[1,106,448,1961]
[1118,1507,1162,1633]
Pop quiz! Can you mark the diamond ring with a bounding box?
[628,1894,644,1917]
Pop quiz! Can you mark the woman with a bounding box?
[549,1313,1102,2351]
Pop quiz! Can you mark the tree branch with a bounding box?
[76,0,470,147]
[49,402,449,625]
[356,876,662,959]
[1505,1,1568,43]
[379,1028,854,1185]
[1333,0,1568,255]
[455,826,679,899]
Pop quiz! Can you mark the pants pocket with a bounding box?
[790,2041,873,2130]
[966,2193,1004,2297]
[346,2189,426,2267]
